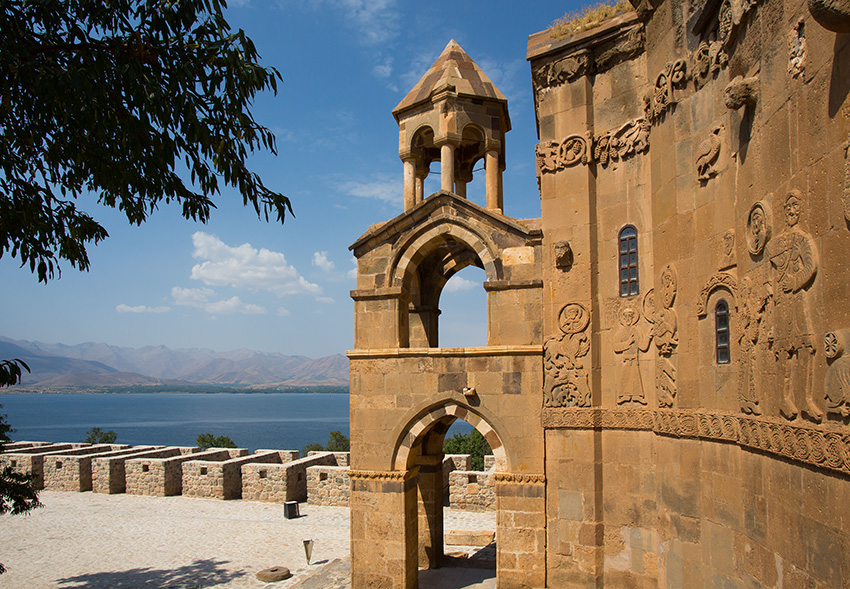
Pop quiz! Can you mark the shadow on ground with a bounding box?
[55,558,245,588]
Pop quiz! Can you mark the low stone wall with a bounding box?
[42,445,145,492]
[1,441,51,452]
[442,454,472,491]
[183,450,282,500]
[308,451,350,467]
[449,470,495,512]
[1,444,105,489]
[126,448,247,497]
[92,447,196,494]
[307,465,350,506]
[242,452,338,504]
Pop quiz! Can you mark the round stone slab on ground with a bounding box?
[256,566,292,582]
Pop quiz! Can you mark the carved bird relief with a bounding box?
[695,126,722,181]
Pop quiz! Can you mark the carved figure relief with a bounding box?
[693,40,728,88]
[543,303,591,408]
[766,191,821,422]
[656,360,677,408]
[719,230,736,270]
[645,59,688,122]
[695,127,722,181]
[652,265,679,356]
[614,305,651,405]
[824,330,850,418]
[789,20,806,78]
[554,241,573,270]
[746,201,772,256]
[737,276,770,415]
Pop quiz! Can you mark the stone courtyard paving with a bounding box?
[0,491,496,588]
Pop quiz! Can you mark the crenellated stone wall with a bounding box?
[2,444,103,489]
[42,445,139,492]
[183,450,283,500]
[242,451,338,504]
[448,470,496,512]
[307,465,350,506]
[125,448,248,497]
[92,447,198,494]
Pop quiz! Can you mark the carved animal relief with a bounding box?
[533,53,589,92]
[695,127,722,181]
[543,303,591,408]
[693,40,728,87]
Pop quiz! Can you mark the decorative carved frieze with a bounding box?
[644,59,688,122]
[693,40,728,88]
[493,472,546,485]
[542,407,850,477]
[825,330,850,418]
[844,142,850,223]
[349,469,416,481]
[532,53,590,91]
[544,303,591,408]
[695,126,722,181]
[536,119,649,176]
[696,272,738,316]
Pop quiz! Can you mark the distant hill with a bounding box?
[0,337,349,388]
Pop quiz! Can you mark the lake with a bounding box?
[0,393,350,452]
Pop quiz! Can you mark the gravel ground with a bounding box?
[0,491,496,588]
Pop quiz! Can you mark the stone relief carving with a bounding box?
[594,26,646,73]
[695,127,722,181]
[693,40,728,88]
[789,20,807,78]
[766,191,821,422]
[719,229,736,270]
[717,0,760,50]
[532,53,590,91]
[746,201,772,256]
[614,305,651,405]
[724,75,759,110]
[824,330,850,418]
[644,59,688,122]
[737,276,771,415]
[697,273,738,316]
[656,360,677,408]
[594,118,651,166]
[553,241,573,270]
[652,266,679,356]
[543,303,591,408]
[536,119,650,175]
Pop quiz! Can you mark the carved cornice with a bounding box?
[349,468,418,482]
[493,472,546,485]
[543,407,850,476]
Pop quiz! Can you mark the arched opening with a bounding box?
[394,402,503,581]
[438,266,487,348]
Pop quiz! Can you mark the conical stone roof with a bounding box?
[392,40,509,122]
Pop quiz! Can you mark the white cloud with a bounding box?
[116,304,171,314]
[348,256,358,279]
[277,307,292,317]
[189,232,321,296]
[444,276,478,293]
[373,56,393,78]
[338,176,400,204]
[316,296,336,304]
[171,286,266,316]
[312,251,335,273]
[278,0,398,45]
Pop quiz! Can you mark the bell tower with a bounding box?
[393,40,511,212]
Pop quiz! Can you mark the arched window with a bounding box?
[715,300,730,364]
[618,225,639,296]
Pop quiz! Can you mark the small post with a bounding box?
[303,539,314,565]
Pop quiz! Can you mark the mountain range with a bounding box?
[0,337,349,388]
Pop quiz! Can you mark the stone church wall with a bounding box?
[530,0,850,584]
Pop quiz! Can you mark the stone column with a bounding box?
[455,169,472,199]
[415,163,429,205]
[441,143,455,193]
[486,150,502,212]
[416,455,444,569]
[403,158,416,211]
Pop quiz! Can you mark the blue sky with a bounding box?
[1,1,578,359]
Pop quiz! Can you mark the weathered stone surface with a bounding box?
[808,0,850,32]
[256,566,291,582]
[445,530,495,546]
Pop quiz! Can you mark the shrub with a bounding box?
[82,427,117,444]
[196,433,236,450]
[549,0,632,39]
[443,428,492,471]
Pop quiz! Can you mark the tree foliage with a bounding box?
[196,432,236,450]
[0,0,289,283]
[82,427,117,444]
[301,430,349,456]
[0,359,29,388]
[443,428,492,471]
[0,405,42,574]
